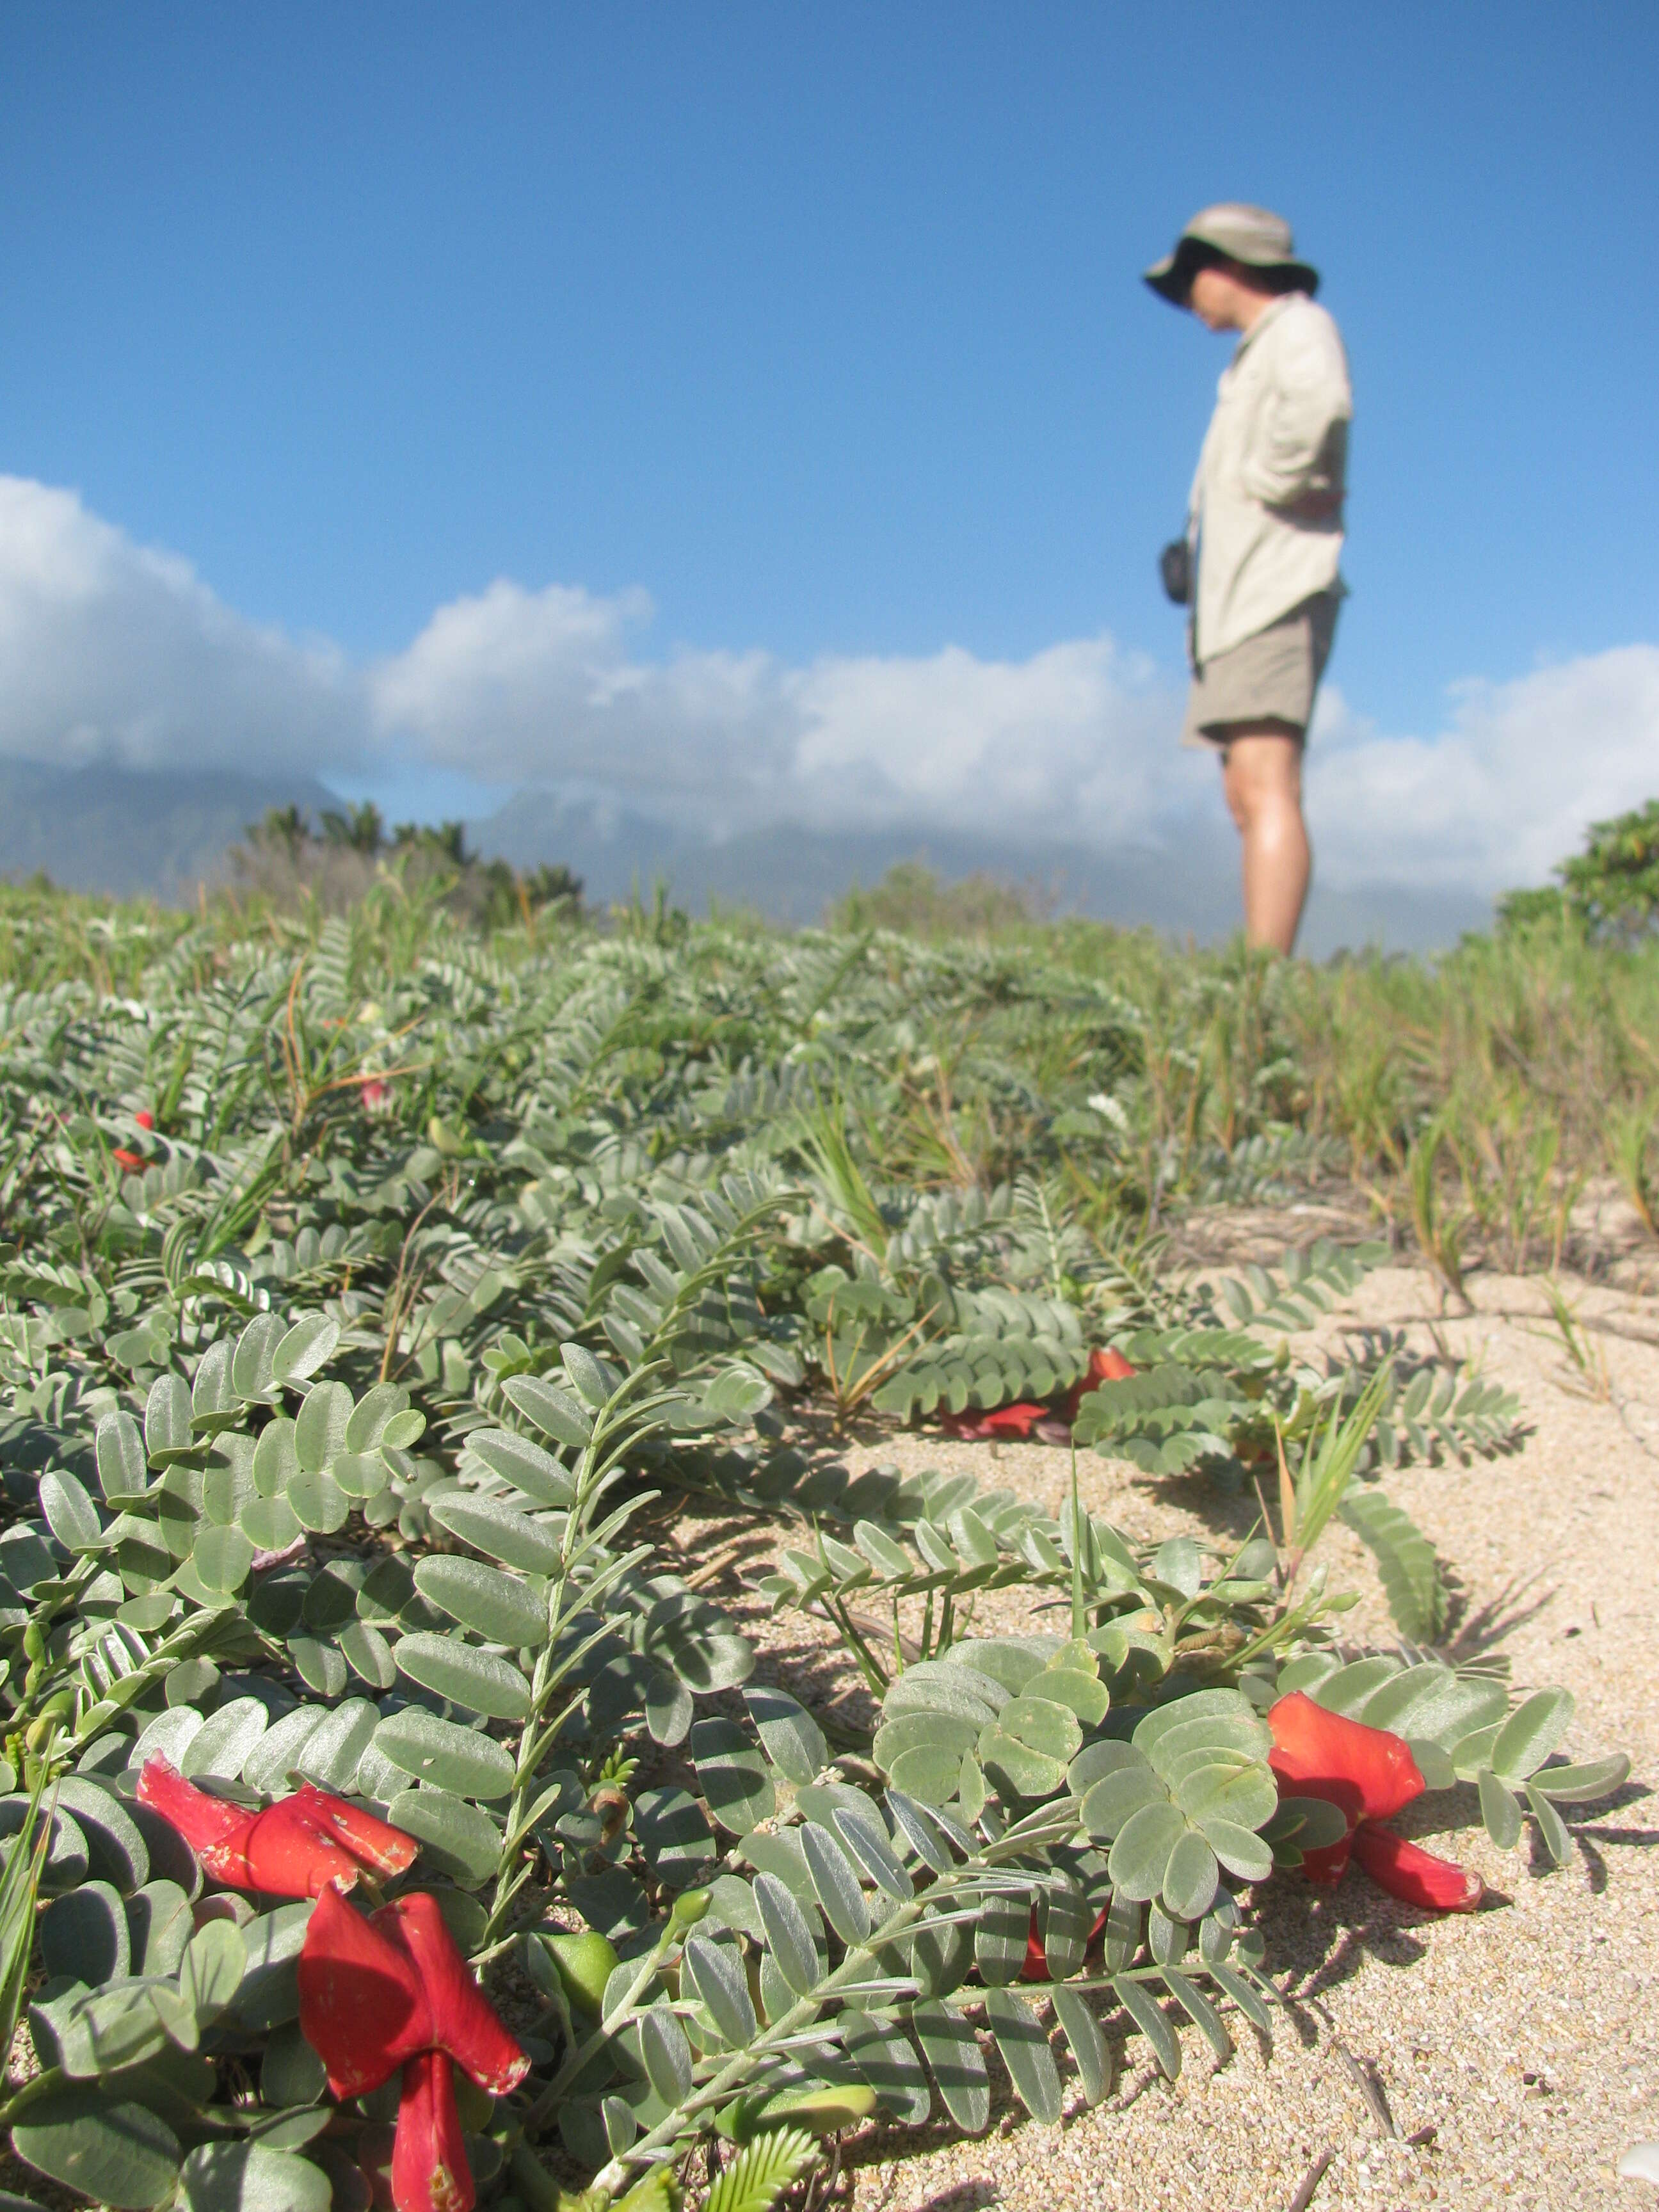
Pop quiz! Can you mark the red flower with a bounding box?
[360,1078,391,1111]
[942,1400,1048,1441]
[941,1347,1138,1442]
[138,1756,417,1898]
[1060,1345,1136,1425]
[113,1111,156,1173]
[300,1884,530,2212]
[1350,1823,1484,1912]
[1020,1899,1112,1982]
[1267,1692,1483,1912]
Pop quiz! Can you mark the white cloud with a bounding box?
[367,578,795,805]
[1,471,1655,898]
[1307,648,1659,892]
[0,477,353,773]
[781,638,1192,838]
[366,579,1192,840]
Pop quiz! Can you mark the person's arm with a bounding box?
[1239,318,1351,517]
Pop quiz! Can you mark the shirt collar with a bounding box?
[1231,291,1299,362]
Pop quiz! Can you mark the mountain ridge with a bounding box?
[0,762,1489,953]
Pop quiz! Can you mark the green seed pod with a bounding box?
[541,1930,620,2016]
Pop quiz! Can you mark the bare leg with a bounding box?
[1220,725,1311,955]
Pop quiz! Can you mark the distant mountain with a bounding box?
[0,761,338,902]
[0,760,1491,954]
[467,789,1490,956]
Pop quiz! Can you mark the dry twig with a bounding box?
[1287,2147,1333,2212]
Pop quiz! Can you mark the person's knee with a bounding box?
[1222,750,1278,829]
[1224,732,1303,828]
[1222,768,1254,833]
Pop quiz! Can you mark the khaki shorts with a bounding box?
[1181,591,1340,748]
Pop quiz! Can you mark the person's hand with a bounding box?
[1276,486,1344,524]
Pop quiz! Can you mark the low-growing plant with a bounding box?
[0,881,1634,2212]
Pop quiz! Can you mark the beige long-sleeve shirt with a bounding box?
[1187,293,1352,666]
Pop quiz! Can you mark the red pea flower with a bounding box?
[113,1107,158,1173]
[1060,1345,1137,1425]
[360,1077,391,1111]
[138,1756,417,1898]
[941,1400,1048,1441]
[300,1884,530,2212]
[1267,1692,1483,1912]
[1350,1823,1484,1912]
[942,1346,1139,1442]
[1021,1899,1112,1983]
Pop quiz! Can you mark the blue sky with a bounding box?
[1,3,1657,904]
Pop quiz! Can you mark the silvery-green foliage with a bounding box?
[0,899,1620,2208]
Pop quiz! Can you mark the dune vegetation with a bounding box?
[0,813,1646,2211]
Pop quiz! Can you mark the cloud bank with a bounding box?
[3,472,1656,898]
[0,478,353,774]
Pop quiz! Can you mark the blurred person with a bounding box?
[1146,204,1351,955]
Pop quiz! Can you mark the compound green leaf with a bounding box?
[181,1918,246,2023]
[343,1384,409,1453]
[394,1633,532,1722]
[97,1412,150,1504]
[1112,1973,1181,2079]
[639,2003,694,2106]
[180,1698,268,1783]
[1081,1762,1169,1842]
[42,1470,103,1553]
[180,2140,332,2212]
[285,1466,348,1535]
[293,1382,351,1475]
[1160,1829,1220,1922]
[13,2097,181,2208]
[682,1933,756,2049]
[145,1375,195,1468]
[800,1822,869,1946]
[973,1889,1027,1988]
[983,1987,1061,2123]
[913,2000,988,2133]
[271,1315,340,1388]
[1491,1689,1575,1786]
[426,1495,563,1574]
[294,1699,379,1794]
[467,1429,575,1508]
[373,1709,515,1800]
[1477,1767,1524,1850]
[241,1708,326,1794]
[1108,1801,1188,1903]
[41,1880,129,1984]
[1050,1982,1111,2103]
[193,1525,255,1594]
[1199,1818,1275,1884]
[839,2007,931,2123]
[1530,1754,1630,1804]
[52,1777,150,1891]
[503,1375,593,1449]
[414,1556,547,1647]
[691,1719,775,1836]
[387,1787,504,1888]
[1163,1968,1233,2064]
[744,1685,828,1785]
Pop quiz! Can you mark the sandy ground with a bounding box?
[680,1258,1659,2212]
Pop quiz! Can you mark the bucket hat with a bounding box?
[1143,203,1319,305]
